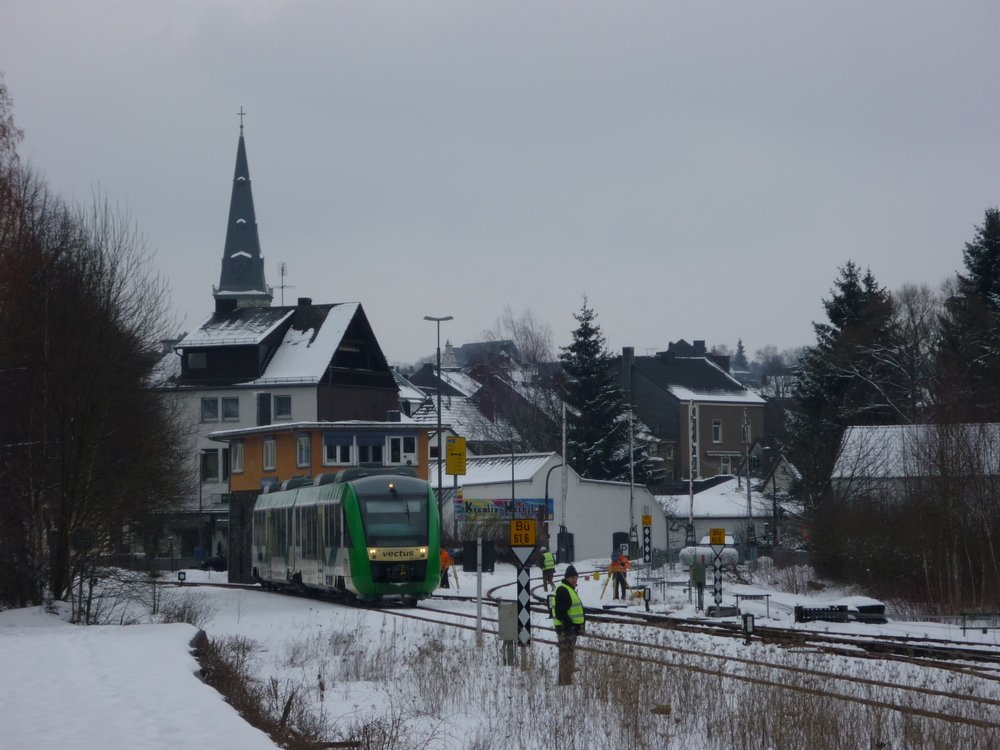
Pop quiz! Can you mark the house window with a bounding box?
[222,397,240,421]
[323,434,353,466]
[200,449,219,482]
[274,395,292,420]
[263,437,277,471]
[712,420,722,444]
[201,397,219,422]
[188,352,207,369]
[358,442,384,464]
[720,455,732,474]
[231,441,244,473]
[665,444,675,461]
[296,434,311,468]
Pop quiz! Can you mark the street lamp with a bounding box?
[423,315,453,523]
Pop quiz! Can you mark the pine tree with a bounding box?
[789,262,901,509]
[732,338,749,370]
[559,299,635,481]
[937,208,1000,420]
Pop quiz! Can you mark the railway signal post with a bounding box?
[509,519,536,653]
[709,527,726,607]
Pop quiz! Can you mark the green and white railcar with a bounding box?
[251,468,440,603]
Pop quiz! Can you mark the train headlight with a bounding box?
[419,547,427,557]
[368,547,378,560]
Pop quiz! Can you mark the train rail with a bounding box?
[170,576,1000,729]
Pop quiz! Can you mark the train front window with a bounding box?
[357,495,428,547]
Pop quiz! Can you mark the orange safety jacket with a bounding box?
[439,549,452,570]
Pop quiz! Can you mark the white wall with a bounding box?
[454,456,669,564]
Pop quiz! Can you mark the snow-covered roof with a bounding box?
[834,423,1000,479]
[393,371,426,404]
[456,453,557,485]
[163,303,364,387]
[410,395,518,444]
[656,477,772,519]
[439,370,482,398]
[176,308,293,347]
[208,419,421,441]
[252,303,358,384]
[667,385,765,405]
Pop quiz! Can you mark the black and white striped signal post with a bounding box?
[509,519,536,648]
[642,513,652,564]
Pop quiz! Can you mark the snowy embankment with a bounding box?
[0,604,276,750]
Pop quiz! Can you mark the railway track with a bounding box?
[407,596,1000,733]
[172,575,1000,727]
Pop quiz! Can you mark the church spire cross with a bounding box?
[238,106,246,132]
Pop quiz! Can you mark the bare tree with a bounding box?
[0,97,188,604]
[482,305,555,366]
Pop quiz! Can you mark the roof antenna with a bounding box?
[277,262,295,306]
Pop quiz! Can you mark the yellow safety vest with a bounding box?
[542,551,556,570]
[550,582,584,627]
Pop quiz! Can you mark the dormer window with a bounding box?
[188,352,207,369]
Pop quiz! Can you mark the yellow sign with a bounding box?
[642,515,652,527]
[709,528,726,545]
[445,436,467,475]
[509,519,537,547]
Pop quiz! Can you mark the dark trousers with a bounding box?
[614,572,627,599]
[557,627,578,685]
[542,568,554,591]
[440,569,450,588]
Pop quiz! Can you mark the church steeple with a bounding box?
[213,110,273,311]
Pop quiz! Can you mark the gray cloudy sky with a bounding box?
[3,1,998,364]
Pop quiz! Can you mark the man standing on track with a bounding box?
[439,547,453,589]
[540,547,556,592]
[550,565,585,686]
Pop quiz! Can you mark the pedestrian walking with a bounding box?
[439,547,453,589]
[540,547,556,592]
[550,565,585,686]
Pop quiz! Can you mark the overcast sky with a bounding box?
[4,1,998,364]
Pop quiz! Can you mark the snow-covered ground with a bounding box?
[2,561,998,749]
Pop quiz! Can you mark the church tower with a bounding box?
[213,113,273,311]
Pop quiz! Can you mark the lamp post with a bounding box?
[197,449,207,562]
[424,315,453,522]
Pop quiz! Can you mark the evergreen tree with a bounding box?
[936,208,1000,420]
[559,299,661,484]
[788,262,902,510]
[732,338,749,370]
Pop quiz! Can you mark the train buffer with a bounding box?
[735,593,771,618]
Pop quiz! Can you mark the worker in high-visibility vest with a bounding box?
[540,547,556,591]
[550,565,585,686]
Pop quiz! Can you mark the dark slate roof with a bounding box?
[633,355,741,393]
[214,130,271,301]
[630,354,763,404]
[176,307,293,347]
[453,340,521,367]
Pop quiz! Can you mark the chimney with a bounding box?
[297,297,312,307]
[693,340,706,355]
